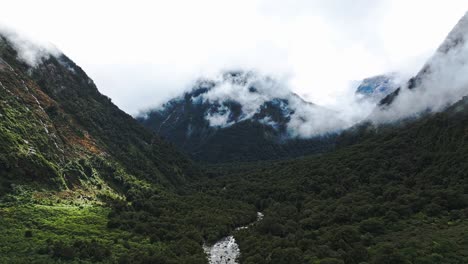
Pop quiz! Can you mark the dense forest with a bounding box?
[104,94,468,263]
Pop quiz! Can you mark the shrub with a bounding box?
[24,230,33,238]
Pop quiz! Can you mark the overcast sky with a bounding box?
[1,0,466,114]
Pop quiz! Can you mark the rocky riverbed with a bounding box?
[204,212,263,264]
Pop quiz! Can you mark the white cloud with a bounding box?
[0,26,61,67]
[177,71,350,138]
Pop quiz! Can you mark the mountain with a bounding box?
[138,71,343,163]
[0,33,199,193]
[138,71,402,163]
[0,33,255,263]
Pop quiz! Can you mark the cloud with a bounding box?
[173,70,354,138]
[286,99,346,138]
[1,1,468,139]
[175,8,468,139]
[0,26,60,67]
[201,72,290,121]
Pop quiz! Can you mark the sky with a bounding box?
[0,0,467,115]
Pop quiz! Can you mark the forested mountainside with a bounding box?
[201,95,468,263]
[0,34,199,191]
[0,35,255,263]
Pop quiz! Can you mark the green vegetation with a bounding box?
[0,189,256,263]
[0,204,158,263]
[107,189,256,263]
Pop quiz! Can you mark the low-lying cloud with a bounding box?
[160,10,468,139]
[161,70,371,138]
[0,26,60,67]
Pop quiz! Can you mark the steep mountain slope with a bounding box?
[0,34,255,263]
[138,71,342,163]
[0,33,199,194]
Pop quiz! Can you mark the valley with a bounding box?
[1,8,468,264]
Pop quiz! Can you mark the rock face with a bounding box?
[204,212,264,264]
[138,71,341,163]
[0,33,199,196]
[204,236,239,264]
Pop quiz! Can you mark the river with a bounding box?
[204,212,263,264]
